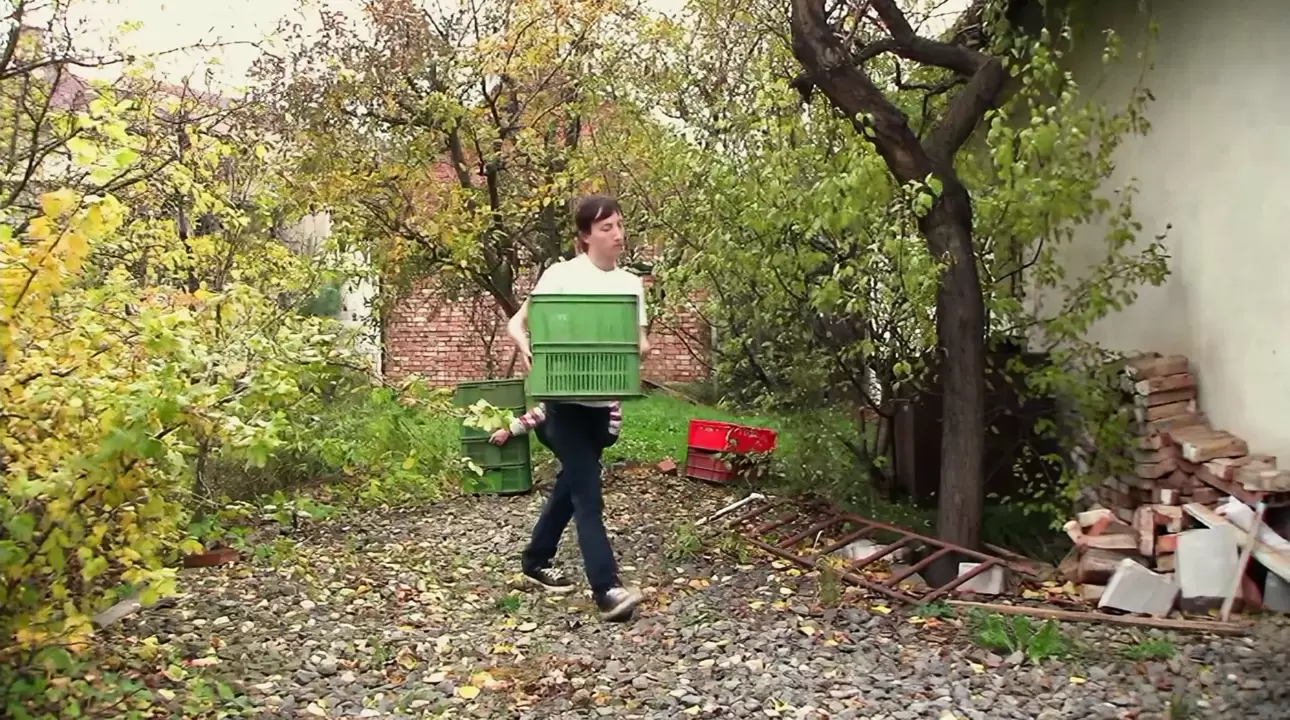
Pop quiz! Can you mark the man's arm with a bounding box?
[510,263,561,367]
[509,403,548,435]
[507,300,531,362]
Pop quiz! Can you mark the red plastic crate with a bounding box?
[685,449,735,484]
[730,425,777,454]
[687,420,738,452]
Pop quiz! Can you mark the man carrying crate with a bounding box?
[504,194,651,622]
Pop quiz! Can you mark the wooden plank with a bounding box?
[1183,503,1290,583]
[946,600,1248,636]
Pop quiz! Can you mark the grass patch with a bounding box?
[1123,636,1176,662]
[610,393,789,465]
[968,609,1071,663]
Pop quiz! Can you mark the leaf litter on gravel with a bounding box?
[88,473,1290,719]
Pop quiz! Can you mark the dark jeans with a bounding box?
[523,402,618,595]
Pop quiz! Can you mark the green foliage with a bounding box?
[914,601,956,620]
[257,0,670,316]
[0,7,465,713]
[462,400,518,434]
[663,519,703,561]
[218,377,464,509]
[970,611,1070,664]
[635,0,1169,529]
[1123,636,1176,662]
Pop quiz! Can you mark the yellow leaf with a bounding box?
[870,605,892,615]
[969,662,984,673]
[1022,589,1044,599]
[799,625,816,636]
[1068,676,1087,685]
[39,189,78,218]
[458,685,481,700]
[470,671,494,687]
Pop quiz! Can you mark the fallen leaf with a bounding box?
[799,625,816,636]
[1069,676,1087,685]
[458,685,481,700]
[518,622,537,632]
[969,662,984,674]
[870,605,892,615]
[1022,589,1044,599]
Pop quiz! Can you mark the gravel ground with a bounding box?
[109,468,1290,719]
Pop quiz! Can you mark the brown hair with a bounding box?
[572,194,621,254]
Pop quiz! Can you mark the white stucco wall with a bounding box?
[1058,0,1290,460]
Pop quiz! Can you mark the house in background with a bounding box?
[1051,0,1290,462]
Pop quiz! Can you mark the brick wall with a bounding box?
[384,274,711,388]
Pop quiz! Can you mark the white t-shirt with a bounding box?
[528,254,646,407]
[530,254,647,327]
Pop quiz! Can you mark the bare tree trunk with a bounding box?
[923,190,987,550]
[789,0,1003,549]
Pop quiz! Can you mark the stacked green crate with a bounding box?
[526,294,642,400]
[454,379,532,495]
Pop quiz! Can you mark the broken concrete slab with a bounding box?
[1175,526,1241,612]
[1099,558,1179,617]
[955,562,1006,596]
[1264,573,1290,613]
[834,539,909,564]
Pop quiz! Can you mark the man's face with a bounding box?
[583,211,624,258]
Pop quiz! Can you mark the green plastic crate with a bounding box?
[527,294,641,399]
[460,434,531,467]
[453,378,527,409]
[461,463,532,495]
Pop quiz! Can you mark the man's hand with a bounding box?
[639,335,652,359]
[489,429,511,445]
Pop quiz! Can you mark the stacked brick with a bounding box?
[1062,352,1290,595]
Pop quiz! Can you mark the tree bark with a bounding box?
[789,0,998,549]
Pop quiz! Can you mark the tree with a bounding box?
[785,0,1040,550]
[632,0,1166,546]
[254,0,667,330]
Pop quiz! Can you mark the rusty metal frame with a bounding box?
[722,495,1041,607]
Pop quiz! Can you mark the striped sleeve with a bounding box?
[608,401,622,436]
[509,403,547,435]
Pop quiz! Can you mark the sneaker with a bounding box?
[595,586,643,622]
[522,565,576,594]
